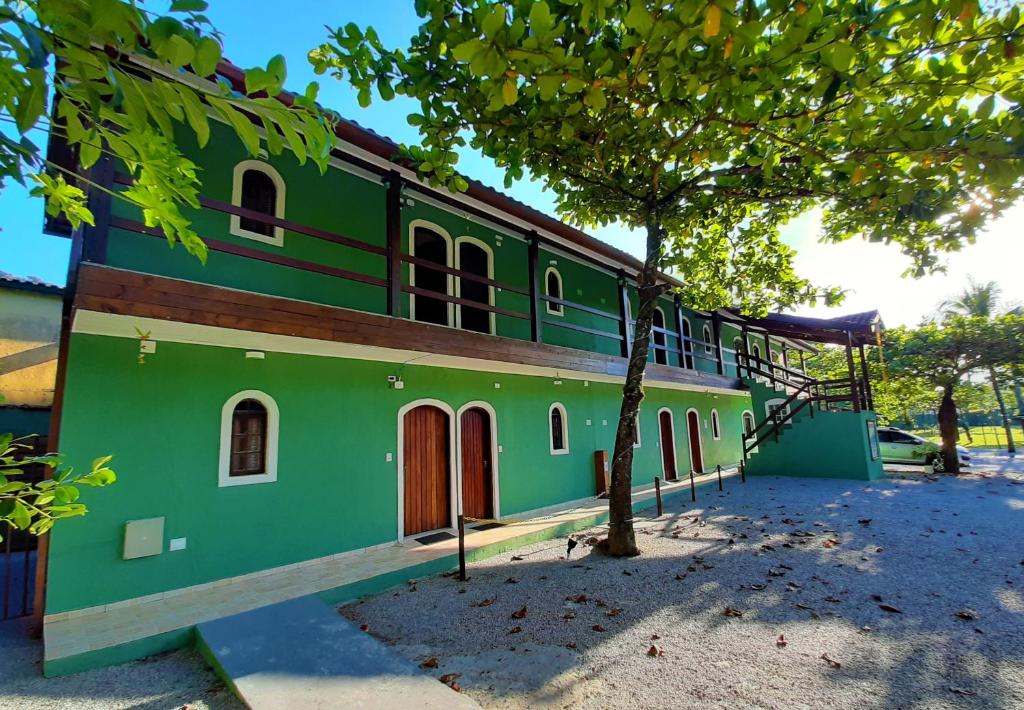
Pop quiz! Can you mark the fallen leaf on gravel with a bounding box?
[567,594,589,603]
[509,626,522,634]
[566,642,577,649]
[647,645,664,657]
[747,583,767,591]
[592,624,606,632]
[776,634,788,648]
[421,657,439,668]
[607,607,623,617]
[651,634,661,640]
[511,606,528,619]
[786,582,801,591]
[878,603,903,614]
[622,570,633,576]
[768,568,786,577]
[511,555,524,561]
[954,609,978,620]
[820,653,841,669]
[439,673,461,684]
[949,687,976,696]
[562,611,576,619]
[505,577,519,584]
[871,594,883,602]
[823,539,840,548]
[858,519,872,526]
[595,599,608,608]
[471,598,496,607]
[723,607,744,617]
[359,624,370,632]
[824,596,842,603]
[675,574,687,581]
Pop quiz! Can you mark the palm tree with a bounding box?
[942,279,1020,453]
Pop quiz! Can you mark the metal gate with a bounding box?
[2,434,45,621]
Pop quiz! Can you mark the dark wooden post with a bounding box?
[654,476,663,516]
[674,294,686,368]
[385,170,403,317]
[740,324,749,378]
[712,311,724,376]
[765,334,775,379]
[617,271,632,358]
[80,153,115,265]
[527,232,542,342]
[845,330,861,413]
[858,343,873,411]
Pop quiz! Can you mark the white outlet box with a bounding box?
[385,452,393,462]
[139,340,156,354]
[586,419,592,426]
[169,537,187,552]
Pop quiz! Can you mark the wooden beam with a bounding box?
[527,233,542,342]
[81,154,114,265]
[385,170,403,317]
[858,343,873,411]
[845,330,861,413]
[616,272,632,358]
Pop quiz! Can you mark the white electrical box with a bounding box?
[169,537,187,552]
[139,340,156,354]
[123,517,164,560]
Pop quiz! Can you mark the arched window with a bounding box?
[742,411,755,437]
[702,324,713,355]
[549,403,569,455]
[219,390,279,487]
[680,317,694,369]
[711,409,721,440]
[455,237,494,334]
[545,267,563,315]
[652,308,667,365]
[231,160,285,246]
[410,222,453,327]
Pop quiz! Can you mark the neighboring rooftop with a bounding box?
[0,271,63,296]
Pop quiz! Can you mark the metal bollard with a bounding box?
[655,476,663,517]
[689,468,697,502]
[457,514,466,581]
[717,464,723,491]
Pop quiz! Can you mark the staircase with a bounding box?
[738,354,884,481]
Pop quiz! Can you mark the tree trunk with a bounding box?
[989,366,1016,453]
[937,384,961,474]
[603,220,664,557]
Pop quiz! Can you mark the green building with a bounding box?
[31,59,884,674]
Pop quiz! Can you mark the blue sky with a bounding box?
[1,0,1020,325]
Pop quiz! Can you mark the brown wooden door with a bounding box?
[659,410,677,481]
[460,407,493,520]
[686,410,703,473]
[404,405,451,536]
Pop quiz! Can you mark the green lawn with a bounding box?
[910,425,1015,449]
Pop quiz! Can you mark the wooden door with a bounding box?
[403,405,451,536]
[460,407,493,520]
[686,410,704,474]
[659,410,677,481]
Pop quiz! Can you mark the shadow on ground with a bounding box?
[343,465,1024,709]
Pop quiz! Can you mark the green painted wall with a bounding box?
[47,333,750,614]
[744,409,884,480]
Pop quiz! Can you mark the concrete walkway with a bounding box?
[197,595,480,709]
[44,469,739,674]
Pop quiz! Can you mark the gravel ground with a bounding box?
[0,617,242,710]
[343,455,1024,709]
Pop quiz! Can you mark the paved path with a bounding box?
[197,595,480,710]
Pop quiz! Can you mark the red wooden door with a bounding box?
[659,411,677,481]
[404,405,451,536]
[686,410,703,473]
[460,408,493,520]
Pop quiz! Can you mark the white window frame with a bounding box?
[230,160,286,246]
[741,410,756,437]
[544,266,564,316]
[218,389,280,488]
[454,236,496,335]
[681,316,694,369]
[549,402,570,455]
[711,409,722,440]
[409,219,455,327]
[652,307,668,365]
[702,324,714,355]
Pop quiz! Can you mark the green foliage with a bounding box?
[0,434,115,541]
[1,0,336,261]
[313,0,1024,313]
